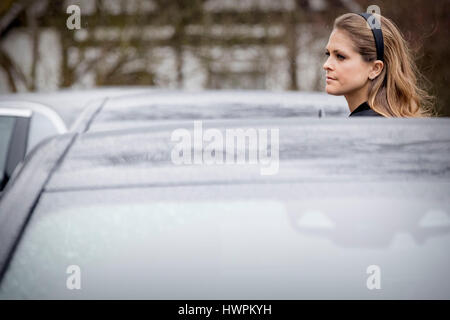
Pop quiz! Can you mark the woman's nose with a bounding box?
[323,58,333,71]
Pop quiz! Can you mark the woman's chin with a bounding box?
[325,86,339,95]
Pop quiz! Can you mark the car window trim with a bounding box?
[0,108,32,118]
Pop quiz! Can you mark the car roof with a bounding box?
[70,90,349,133]
[49,117,450,191]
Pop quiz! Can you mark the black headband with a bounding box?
[357,13,384,62]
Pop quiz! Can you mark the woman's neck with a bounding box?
[345,87,369,113]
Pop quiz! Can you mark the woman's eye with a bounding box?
[337,54,345,60]
[325,52,330,56]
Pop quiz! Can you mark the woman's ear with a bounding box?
[369,60,384,80]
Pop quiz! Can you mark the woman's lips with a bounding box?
[326,76,336,83]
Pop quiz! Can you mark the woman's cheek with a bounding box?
[326,82,340,95]
[336,78,346,91]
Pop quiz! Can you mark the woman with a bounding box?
[323,13,434,117]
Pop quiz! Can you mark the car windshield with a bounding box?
[1,184,450,299]
[0,116,16,188]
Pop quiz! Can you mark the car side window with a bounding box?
[0,116,16,190]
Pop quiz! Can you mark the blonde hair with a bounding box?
[333,13,435,117]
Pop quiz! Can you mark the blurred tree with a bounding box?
[1,0,448,116]
[0,0,39,91]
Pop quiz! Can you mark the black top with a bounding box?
[349,101,383,117]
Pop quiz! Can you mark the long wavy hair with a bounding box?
[333,13,435,117]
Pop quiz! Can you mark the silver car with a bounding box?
[0,90,449,299]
